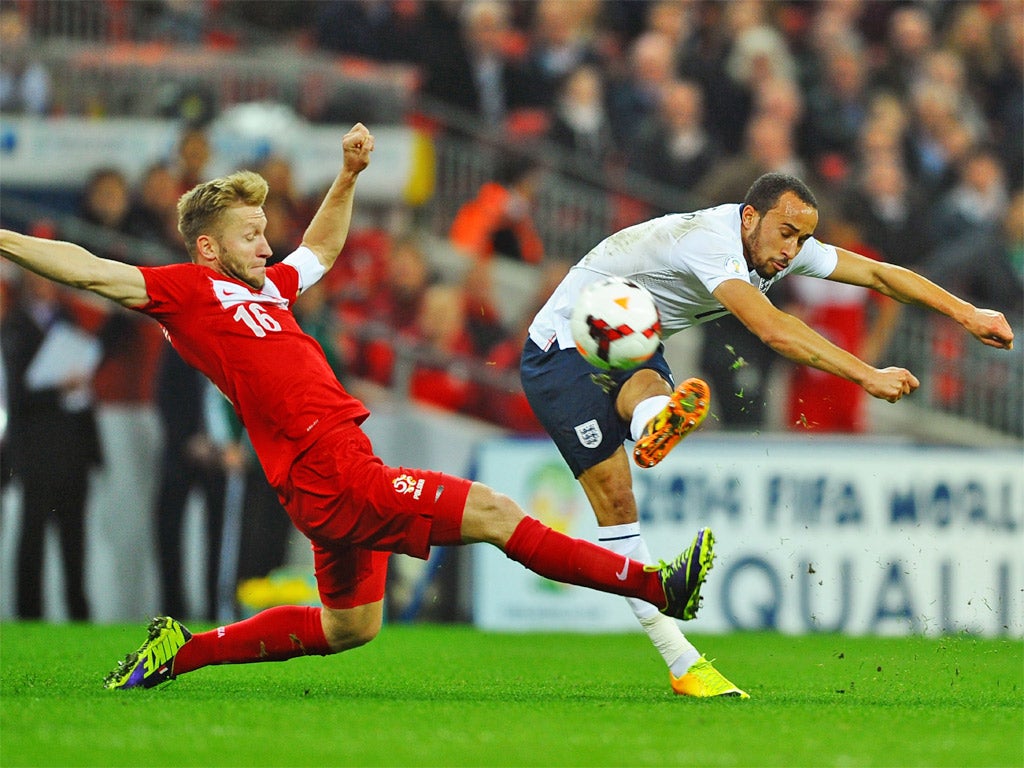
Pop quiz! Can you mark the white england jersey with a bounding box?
[528,203,839,351]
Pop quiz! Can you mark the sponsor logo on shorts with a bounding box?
[393,473,426,499]
[574,419,603,449]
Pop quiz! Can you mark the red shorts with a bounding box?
[278,425,471,609]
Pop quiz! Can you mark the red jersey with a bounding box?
[134,247,369,487]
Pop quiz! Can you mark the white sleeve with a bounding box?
[282,246,327,293]
[675,226,748,295]
[694,251,751,295]
[789,237,838,278]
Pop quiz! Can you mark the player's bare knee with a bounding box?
[616,369,670,419]
[321,604,383,653]
[461,482,524,546]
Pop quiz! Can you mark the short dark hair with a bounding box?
[743,173,818,214]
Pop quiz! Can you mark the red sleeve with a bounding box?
[267,261,301,304]
[135,263,204,321]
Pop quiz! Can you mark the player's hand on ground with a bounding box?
[864,366,919,403]
[342,123,374,175]
[964,307,1014,350]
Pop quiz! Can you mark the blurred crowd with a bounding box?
[1,0,1022,620]
[4,0,1019,421]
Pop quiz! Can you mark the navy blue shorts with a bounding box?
[520,339,674,478]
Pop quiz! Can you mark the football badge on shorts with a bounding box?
[574,419,603,448]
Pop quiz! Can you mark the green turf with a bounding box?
[1,621,1021,767]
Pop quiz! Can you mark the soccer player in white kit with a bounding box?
[521,173,1014,697]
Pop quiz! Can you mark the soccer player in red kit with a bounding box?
[0,124,714,690]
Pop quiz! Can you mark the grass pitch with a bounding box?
[0,621,1021,767]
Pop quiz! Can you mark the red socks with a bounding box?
[173,605,331,676]
[504,516,666,610]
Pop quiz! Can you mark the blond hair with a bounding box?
[176,170,269,258]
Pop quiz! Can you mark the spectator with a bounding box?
[408,284,478,414]
[696,112,809,206]
[0,6,50,115]
[805,0,867,57]
[173,126,213,194]
[75,171,166,623]
[943,2,1003,114]
[261,194,304,265]
[125,163,181,248]
[919,48,989,141]
[474,309,544,434]
[644,0,698,62]
[79,168,133,236]
[368,236,433,334]
[870,4,935,99]
[630,78,722,199]
[803,40,872,169]
[449,158,546,264]
[852,96,910,174]
[723,1,798,89]
[354,236,434,385]
[75,167,163,442]
[676,2,751,152]
[313,0,426,64]
[929,145,1009,246]
[843,157,931,269]
[294,279,346,384]
[1,271,103,620]
[152,344,227,621]
[547,64,615,167]
[923,188,1024,320]
[989,7,1024,189]
[753,75,804,134]
[521,0,603,109]
[606,31,677,143]
[461,259,508,357]
[330,227,392,326]
[904,81,962,192]
[258,155,313,243]
[783,216,902,433]
[475,259,570,433]
[419,0,534,128]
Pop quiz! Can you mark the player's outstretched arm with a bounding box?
[714,278,919,403]
[301,122,375,272]
[0,229,149,308]
[828,248,1015,350]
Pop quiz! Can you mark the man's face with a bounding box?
[741,191,818,279]
[203,205,272,289]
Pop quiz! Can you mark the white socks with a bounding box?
[630,395,670,441]
[598,522,701,676]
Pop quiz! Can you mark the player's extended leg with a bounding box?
[101,603,363,690]
[104,545,391,690]
[458,483,710,619]
[623,370,710,469]
[576,448,746,697]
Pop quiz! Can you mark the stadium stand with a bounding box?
[2,0,1021,443]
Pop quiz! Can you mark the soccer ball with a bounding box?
[570,277,661,370]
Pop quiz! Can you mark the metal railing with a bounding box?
[887,308,1023,438]
[26,40,415,125]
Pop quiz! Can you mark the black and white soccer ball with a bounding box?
[570,277,661,370]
